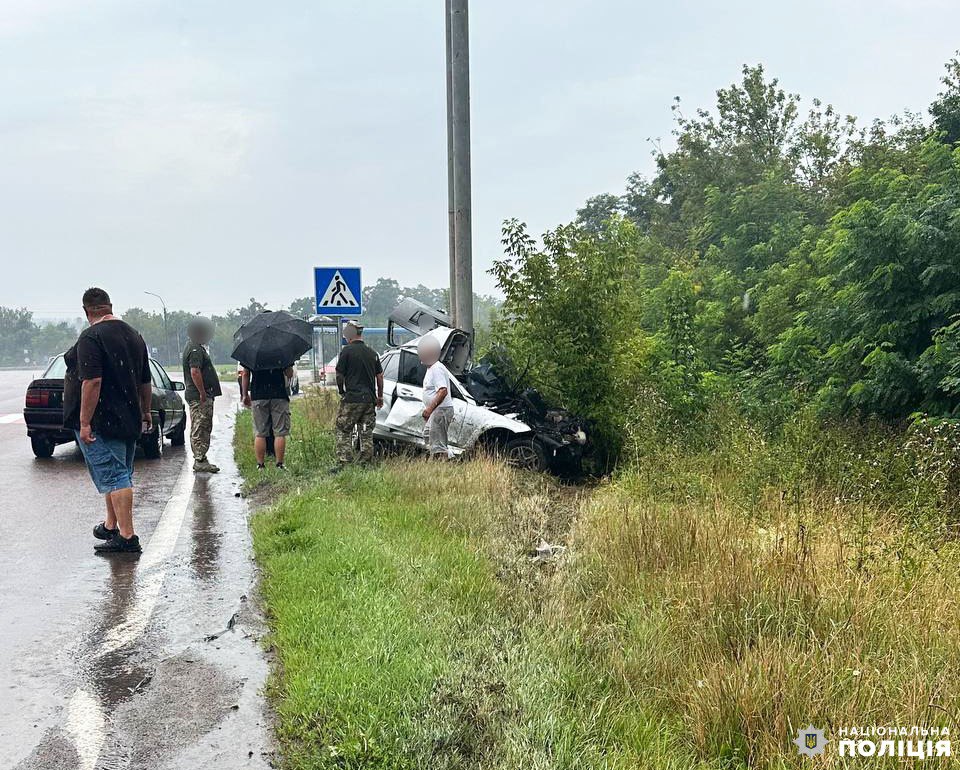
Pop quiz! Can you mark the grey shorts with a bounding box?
[252,399,291,437]
[423,406,455,455]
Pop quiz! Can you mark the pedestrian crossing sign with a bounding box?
[314,267,363,315]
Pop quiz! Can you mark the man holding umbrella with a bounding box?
[241,364,294,471]
[233,310,313,472]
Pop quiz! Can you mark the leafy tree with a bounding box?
[0,307,38,364]
[576,194,622,235]
[931,53,960,145]
[801,139,960,416]
[621,172,657,231]
[288,296,314,318]
[491,54,960,463]
[291,278,498,330]
[0,308,81,366]
[490,217,645,461]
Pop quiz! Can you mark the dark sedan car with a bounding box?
[24,354,187,459]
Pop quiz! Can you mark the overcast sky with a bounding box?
[2,0,958,318]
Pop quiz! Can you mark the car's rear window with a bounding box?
[43,355,67,379]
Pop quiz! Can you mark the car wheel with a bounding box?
[504,437,548,472]
[31,436,56,458]
[141,424,163,459]
[170,420,186,446]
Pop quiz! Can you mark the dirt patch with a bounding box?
[13,731,80,770]
[104,653,243,768]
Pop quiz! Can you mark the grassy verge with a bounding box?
[238,393,960,768]
[237,394,689,768]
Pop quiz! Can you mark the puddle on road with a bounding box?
[190,476,225,583]
[11,395,273,770]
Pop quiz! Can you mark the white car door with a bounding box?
[383,384,426,439]
[379,349,428,444]
[376,351,400,421]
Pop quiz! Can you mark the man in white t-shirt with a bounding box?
[418,336,455,458]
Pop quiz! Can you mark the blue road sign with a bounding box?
[314,267,362,316]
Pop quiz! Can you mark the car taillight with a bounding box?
[25,389,50,408]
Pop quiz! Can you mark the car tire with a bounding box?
[170,420,186,446]
[31,436,56,459]
[141,424,163,459]
[504,437,548,472]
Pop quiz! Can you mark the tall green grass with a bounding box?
[241,393,960,768]
[240,394,693,768]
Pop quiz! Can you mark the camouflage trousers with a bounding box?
[335,401,376,464]
[188,399,215,461]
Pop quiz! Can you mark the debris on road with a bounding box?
[204,610,239,642]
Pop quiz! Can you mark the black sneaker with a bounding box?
[257,463,266,471]
[275,462,287,471]
[94,534,142,554]
[93,522,119,540]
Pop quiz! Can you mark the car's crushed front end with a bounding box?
[462,360,588,473]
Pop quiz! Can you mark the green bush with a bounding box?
[491,56,960,471]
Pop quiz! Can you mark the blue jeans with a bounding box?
[74,431,136,494]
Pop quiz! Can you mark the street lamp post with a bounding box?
[144,291,169,364]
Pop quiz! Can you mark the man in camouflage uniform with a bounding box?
[333,322,383,470]
[182,317,222,473]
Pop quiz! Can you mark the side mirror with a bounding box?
[173,381,185,391]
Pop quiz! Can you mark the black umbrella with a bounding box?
[232,310,313,371]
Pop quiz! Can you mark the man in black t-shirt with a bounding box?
[333,322,383,468]
[63,287,152,554]
[241,364,294,471]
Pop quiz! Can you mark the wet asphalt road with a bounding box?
[0,370,273,769]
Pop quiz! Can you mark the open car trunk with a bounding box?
[387,298,471,375]
[387,298,453,345]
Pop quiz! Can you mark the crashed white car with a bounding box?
[373,299,588,473]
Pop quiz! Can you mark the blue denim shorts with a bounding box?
[74,431,136,494]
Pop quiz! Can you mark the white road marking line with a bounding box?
[0,413,23,424]
[48,398,235,767]
[98,458,195,655]
[65,688,106,770]
[62,453,195,767]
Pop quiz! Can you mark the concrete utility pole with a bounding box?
[447,0,473,335]
[445,0,458,323]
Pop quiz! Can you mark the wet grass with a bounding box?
[237,393,684,769]
[238,394,960,769]
[234,391,338,497]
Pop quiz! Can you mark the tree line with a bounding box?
[0,308,80,367]
[491,55,960,462]
[1,281,499,367]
